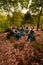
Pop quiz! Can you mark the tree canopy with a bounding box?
[0,0,43,31]
[29,0,43,30]
[0,0,29,13]
[30,0,43,14]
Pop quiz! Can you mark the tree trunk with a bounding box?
[37,7,42,31]
[11,12,14,29]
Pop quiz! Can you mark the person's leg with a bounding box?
[30,38,33,43]
[16,34,20,40]
[27,36,29,41]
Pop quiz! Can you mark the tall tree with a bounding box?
[29,0,43,30]
[0,0,29,27]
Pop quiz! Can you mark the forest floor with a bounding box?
[0,29,43,65]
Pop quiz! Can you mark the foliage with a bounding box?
[40,16,43,28]
[30,0,43,13]
[23,11,34,25]
[0,21,11,32]
[0,0,43,31]
[0,15,11,32]
[0,11,24,32]
[29,0,43,30]
[12,11,24,28]
[32,15,38,26]
[0,0,29,12]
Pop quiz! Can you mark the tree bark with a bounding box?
[37,7,42,31]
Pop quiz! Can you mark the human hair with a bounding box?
[26,27,28,29]
[30,30,34,33]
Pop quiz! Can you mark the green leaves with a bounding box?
[19,0,29,8]
[12,11,23,27]
[24,11,33,24]
[31,0,43,9]
[0,0,30,11]
[29,0,43,30]
[30,0,43,12]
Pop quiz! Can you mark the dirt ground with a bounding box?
[0,30,43,65]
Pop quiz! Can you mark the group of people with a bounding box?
[6,26,35,43]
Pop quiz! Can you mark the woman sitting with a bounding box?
[27,30,35,43]
[24,27,29,34]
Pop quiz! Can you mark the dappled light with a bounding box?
[0,0,43,65]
